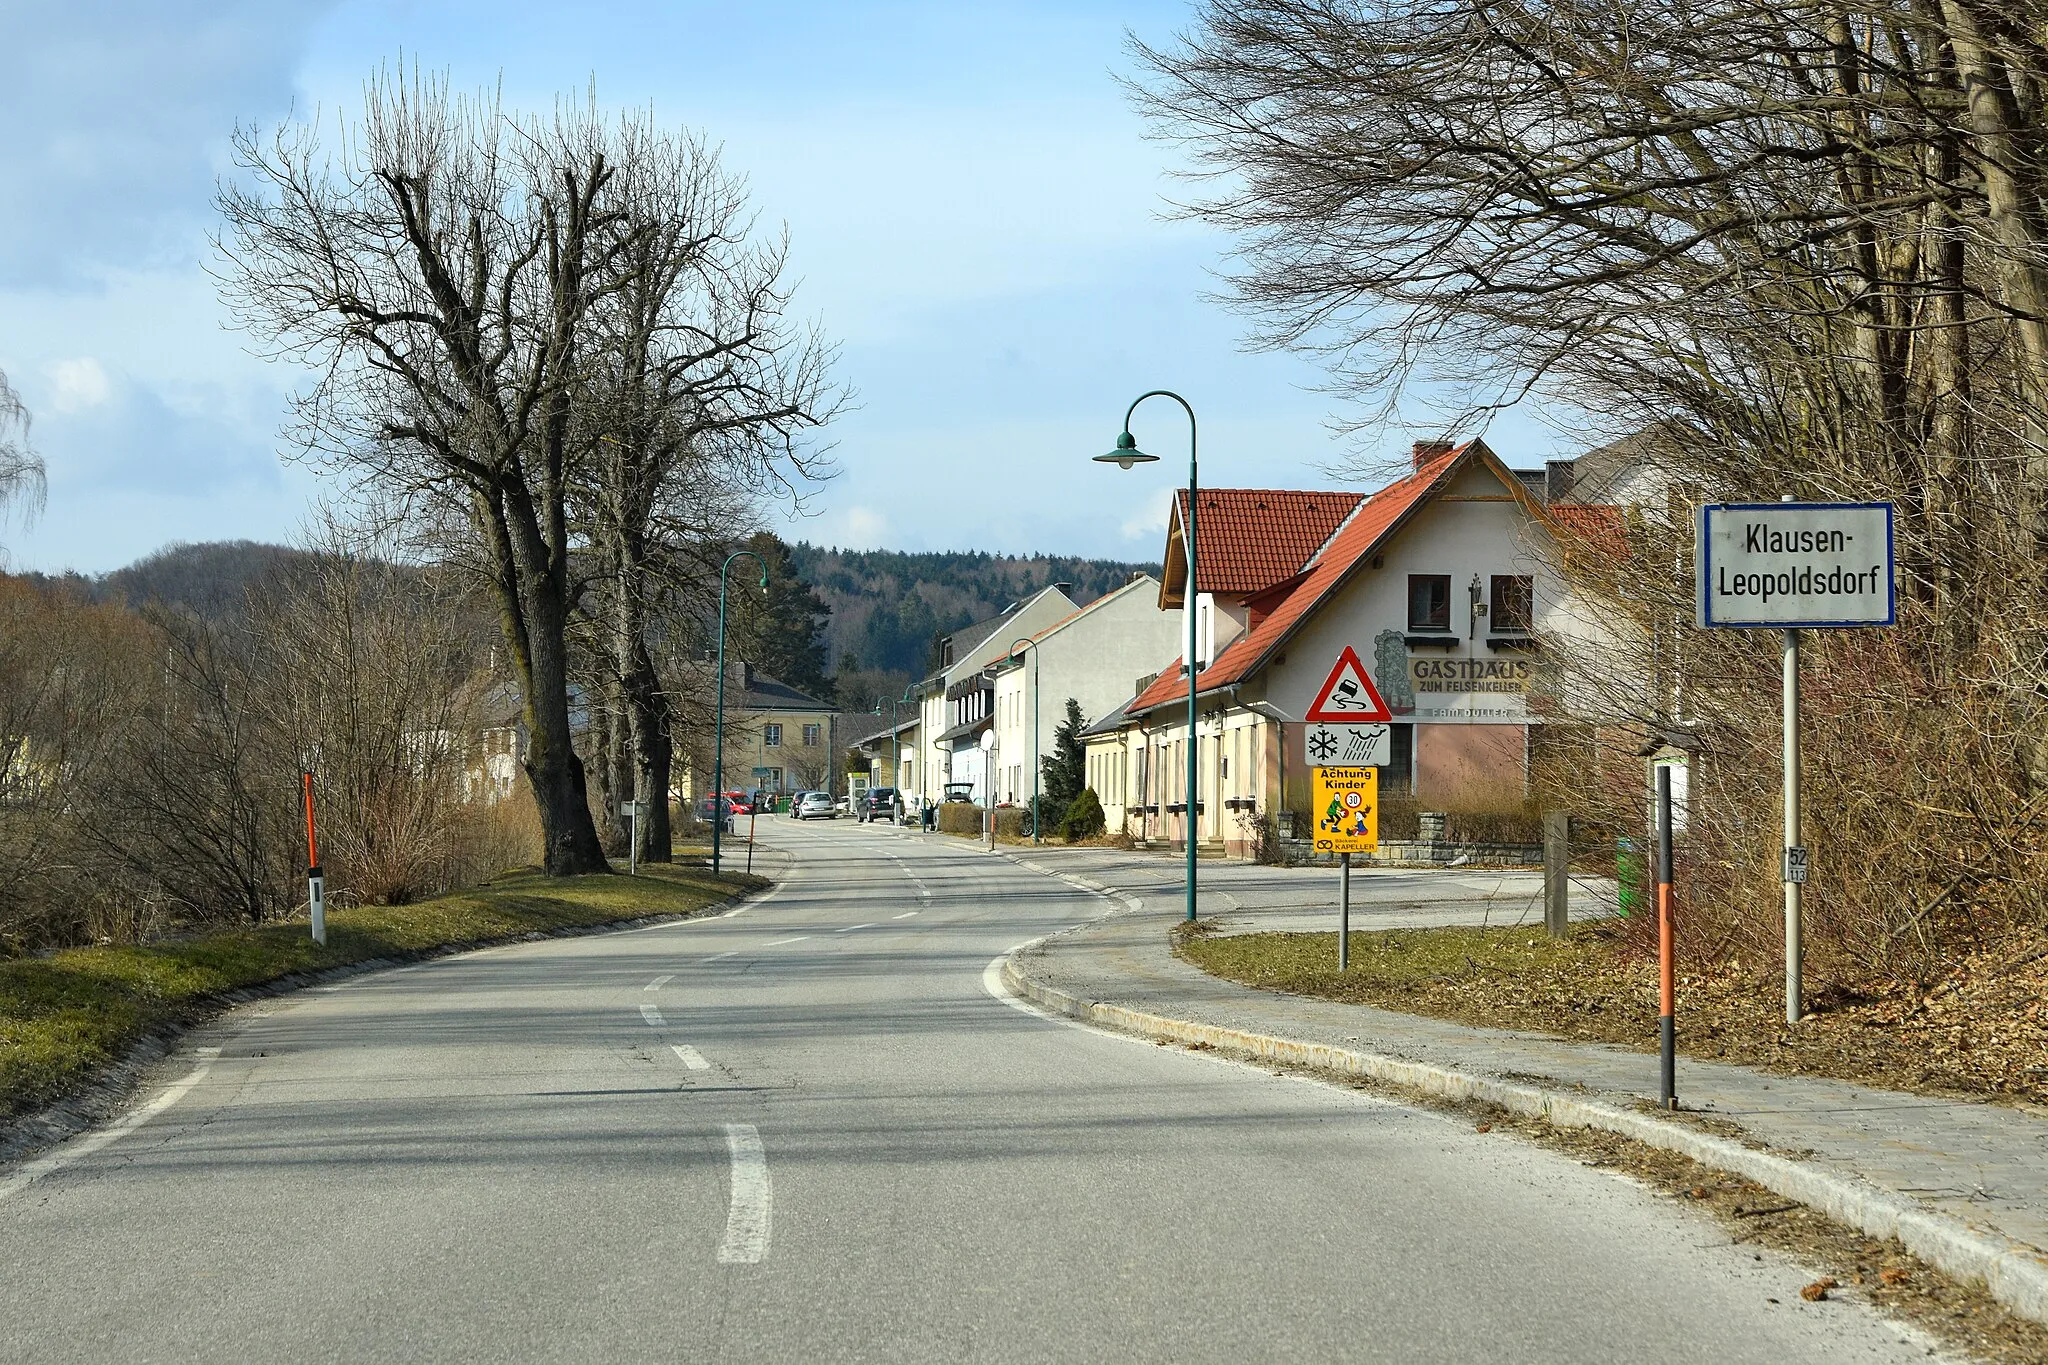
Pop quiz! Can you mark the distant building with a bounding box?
[984,573,1181,807]
[848,716,920,795]
[912,585,1079,806]
[676,662,838,802]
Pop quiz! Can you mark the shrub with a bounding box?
[1060,787,1105,842]
[992,807,1032,841]
[937,802,984,837]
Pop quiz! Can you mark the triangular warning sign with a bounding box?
[1304,646,1394,723]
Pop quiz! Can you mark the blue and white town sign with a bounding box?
[1695,502,1896,628]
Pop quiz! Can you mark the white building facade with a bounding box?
[985,575,1182,807]
[912,585,1079,807]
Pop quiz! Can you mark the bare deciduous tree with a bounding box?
[1136,1,2048,986]
[572,121,841,863]
[0,369,45,546]
[217,71,616,875]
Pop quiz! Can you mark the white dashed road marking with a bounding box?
[837,923,875,933]
[717,1123,772,1265]
[764,936,811,948]
[893,911,919,919]
[671,1045,711,1071]
[645,975,673,991]
[640,1003,665,1028]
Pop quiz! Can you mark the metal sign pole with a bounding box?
[628,802,638,878]
[1338,852,1351,971]
[1784,624,1802,1024]
[1656,764,1676,1109]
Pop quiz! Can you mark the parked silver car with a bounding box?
[795,790,838,820]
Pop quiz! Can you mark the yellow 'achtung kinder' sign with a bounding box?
[1313,765,1379,854]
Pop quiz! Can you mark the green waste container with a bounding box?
[1615,836,1641,917]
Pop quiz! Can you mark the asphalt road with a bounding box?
[0,820,1934,1363]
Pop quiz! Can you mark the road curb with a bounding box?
[998,948,2048,1328]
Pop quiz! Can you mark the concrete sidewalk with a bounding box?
[897,831,1616,932]
[990,843,2048,1327]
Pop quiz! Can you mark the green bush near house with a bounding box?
[992,807,1032,840]
[1060,788,1106,842]
[0,862,762,1124]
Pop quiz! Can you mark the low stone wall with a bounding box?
[1278,837,1540,867]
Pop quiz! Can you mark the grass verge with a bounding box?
[1176,920,2048,1108]
[1,861,764,1124]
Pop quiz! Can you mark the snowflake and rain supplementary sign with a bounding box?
[1313,765,1379,854]
[1303,646,1394,767]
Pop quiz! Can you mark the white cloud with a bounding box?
[1119,485,1175,543]
[838,505,890,548]
[47,357,111,413]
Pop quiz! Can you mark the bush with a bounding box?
[992,807,1032,841]
[1060,787,1105,841]
[937,802,984,836]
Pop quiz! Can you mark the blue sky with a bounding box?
[0,0,1570,574]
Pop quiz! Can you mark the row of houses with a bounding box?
[849,434,1645,854]
[464,662,848,813]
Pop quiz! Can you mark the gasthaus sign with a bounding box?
[1695,502,1896,628]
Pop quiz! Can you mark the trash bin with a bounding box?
[1615,835,1641,917]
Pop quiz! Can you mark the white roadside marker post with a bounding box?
[301,770,325,947]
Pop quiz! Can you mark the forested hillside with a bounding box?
[23,540,332,619]
[788,545,1159,678]
[43,540,1160,689]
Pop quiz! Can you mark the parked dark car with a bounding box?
[857,787,900,823]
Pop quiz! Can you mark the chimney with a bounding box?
[1545,458,1577,504]
[1052,581,1073,599]
[1413,439,1456,470]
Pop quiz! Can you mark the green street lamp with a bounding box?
[712,548,768,876]
[1097,390,1199,922]
[866,685,918,822]
[1007,636,1042,845]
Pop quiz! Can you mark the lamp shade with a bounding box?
[1094,431,1157,471]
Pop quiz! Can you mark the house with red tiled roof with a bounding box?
[1084,439,1580,856]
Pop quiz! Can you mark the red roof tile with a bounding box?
[1169,489,1365,599]
[1132,445,1488,715]
[1548,503,1629,556]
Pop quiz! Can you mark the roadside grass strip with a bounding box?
[1,863,767,1124]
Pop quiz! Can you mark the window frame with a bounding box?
[1407,574,1452,632]
[762,722,782,747]
[1490,574,1534,634]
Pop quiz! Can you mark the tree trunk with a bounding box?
[484,482,609,877]
[613,535,673,863]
